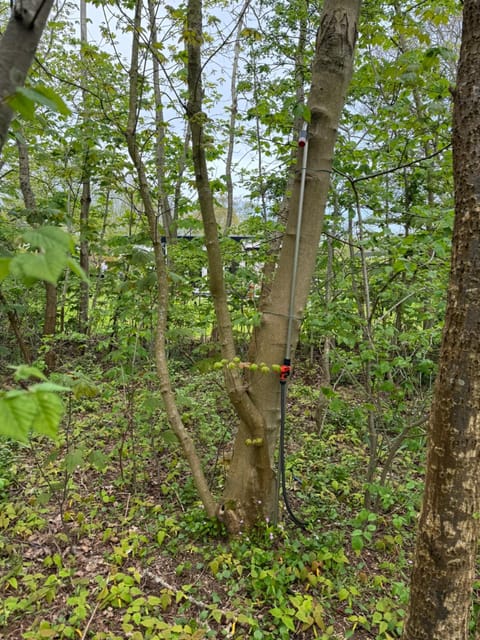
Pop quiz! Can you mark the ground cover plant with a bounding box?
[0,350,428,639]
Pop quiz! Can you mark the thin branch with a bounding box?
[335,143,451,185]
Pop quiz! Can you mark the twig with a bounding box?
[142,569,236,633]
[80,599,101,640]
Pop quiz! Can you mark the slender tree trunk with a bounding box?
[402,2,480,638]
[224,3,249,231]
[89,192,110,329]
[16,133,57,367]
[78,0,90,334]
[79,177,90,333]
[0,290,32,364]
[322,233,334,384]
[126,0,217,518]
[147,0,174,241]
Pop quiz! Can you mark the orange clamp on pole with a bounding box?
[280,363,291,383]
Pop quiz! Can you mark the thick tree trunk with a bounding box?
[222,0,362,528]
[0,0,54,155]
[401,2,480,638]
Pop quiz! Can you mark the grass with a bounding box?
[0,355,428,639]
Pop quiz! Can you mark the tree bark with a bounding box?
[0,0,55,155]
[401,2,480,638]
[221,0,362,528]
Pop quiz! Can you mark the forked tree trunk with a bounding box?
[129,0,360,533]
[401,2,480,637]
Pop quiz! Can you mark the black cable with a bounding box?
[279,378,309,531]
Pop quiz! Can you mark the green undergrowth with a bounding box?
[0,357,427,639]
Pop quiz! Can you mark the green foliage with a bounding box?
[0,352,428,639]
[8,84,71,121]
[1,226,86,286]
[0,366,68,442]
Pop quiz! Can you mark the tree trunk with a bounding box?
[78,0,90,334]
[0,290,32,364]
[16,132,57,368]
[79,177,90,333]
[401,2,480,638]
[126,0,217,518]
[221,0,362,529]
[0,0,54,155]
[224,4,246,231]
[147,0,175,241]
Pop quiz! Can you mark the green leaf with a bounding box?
[10,251,67,285]
[65,448,84,473]
[30,84,71,115]
[15,85,71,116]
[161,430,178,445]
[0,373,64,443]
[72,378,98,398]
[29,382,70,393]
[294,102,311,123]
[240,27,262,41]
[0,257,11,281]
[0,391,36,442]
[12,365,47,382]
[87,450,109,471]
[7,91,36,120]
[23,226,73,252]
[32,392,64,438]
[337,588,350,601]
[66,258,89,283]
[351,532,364,554]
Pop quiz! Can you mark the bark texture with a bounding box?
[222,0,362,529]
[0,0,55,155]
[402,2,480,638]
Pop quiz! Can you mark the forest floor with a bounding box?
[0,349,460,639]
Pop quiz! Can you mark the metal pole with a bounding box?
[286,128,309,360]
